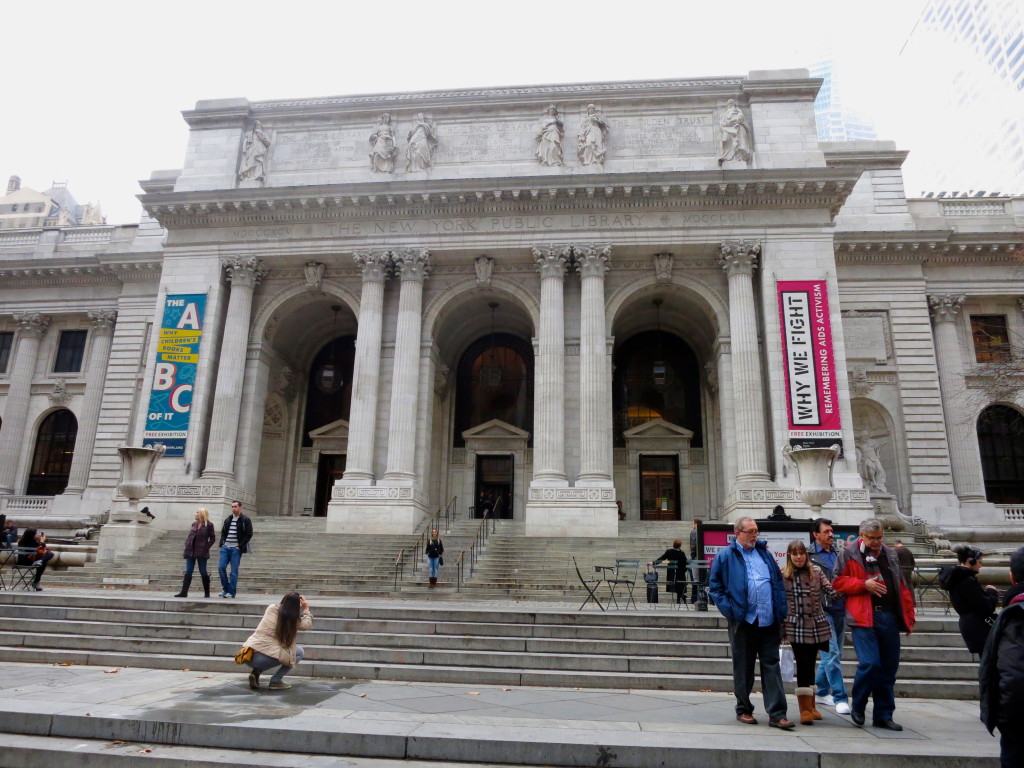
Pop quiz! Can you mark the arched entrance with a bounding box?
[977,404,1024,504]
[27,409,77,496]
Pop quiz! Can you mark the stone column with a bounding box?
[0,313,50,494]
[340,250,390,485]
[202,256,266,480]
[62,310,117,495]
[576,243,614,486]
[929,294,987,502]
[714,339,737,495]
[383,248,430,485]
[531,245,570,485]
[720,242,770,483]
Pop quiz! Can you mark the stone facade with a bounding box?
[1,70,1022,539]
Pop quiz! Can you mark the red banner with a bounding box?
[777,280,842,445]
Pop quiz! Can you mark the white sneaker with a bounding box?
[816,694,835,707]
[835,701,852,715]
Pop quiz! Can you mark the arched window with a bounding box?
[453,333,533,447]
[977,404,1024,504]
[301,335,355,447]
[612,331,702,446]
[26,409,78,496]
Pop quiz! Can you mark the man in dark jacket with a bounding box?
[980,546,1024,768]
[833,518,916,731]
[708,516,794,730]
[218,500,253,598]
[809,517,851,714]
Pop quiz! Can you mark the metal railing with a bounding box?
[439,494,457,531]
[454,510,498,593]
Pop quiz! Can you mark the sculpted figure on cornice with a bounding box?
[238,120,272,183]
[535,105,564,167]
[718,99,751,164]
[369,112,398,174]
[474,255,494,287]
[577,104,609,167]
[406,113,438,172]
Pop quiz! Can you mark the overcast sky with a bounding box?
[3,0,942,225]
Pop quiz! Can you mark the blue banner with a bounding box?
[143,294,207,457]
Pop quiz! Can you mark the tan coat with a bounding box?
[243,604,313,667]
[782,565,839,645]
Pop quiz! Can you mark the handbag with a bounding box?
[234,646,254,664]
[779,644,796,683]
[438,556,444,566]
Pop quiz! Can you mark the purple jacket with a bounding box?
[183,521,216,559]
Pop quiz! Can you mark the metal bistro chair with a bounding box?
[7,547,43,591]
[607,558,640,610]
[915,565,952,614]
[572,556,606,612]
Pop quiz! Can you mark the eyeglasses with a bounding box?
[862,533,883,541]
[739,528,759,535]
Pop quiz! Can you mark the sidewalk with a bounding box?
[0,659,1000,767]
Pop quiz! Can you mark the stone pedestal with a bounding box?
[326,485,428,534]
[523,488,618,537]
[97,521,162,563]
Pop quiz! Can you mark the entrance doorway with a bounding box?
[639,455,679,520]
[475,455,513,519]
[314,454,346,517]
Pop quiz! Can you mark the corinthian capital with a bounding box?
[928,294,966,323]
[720,241,761,276]
[88,309,118,332]
[574,243,611,278]
[13,312,51,336]
[393,248,431,282]
[222,256,267,287]
[533,244,571,278]
[352,249,391,283]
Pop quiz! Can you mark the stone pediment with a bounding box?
[622,419,693,440]
[462,419,529,441]
[309,418,349,440]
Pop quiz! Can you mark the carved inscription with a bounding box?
[842,314,890,362]
[613,114,714,155]
[435,121,536,163]
[272,130,367,171]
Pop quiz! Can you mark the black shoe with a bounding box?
[33,584,43,592]
[872,719,903,731]
[851,710,865,727]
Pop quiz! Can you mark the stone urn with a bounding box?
[114,444,166,521]
[783,444,841,515]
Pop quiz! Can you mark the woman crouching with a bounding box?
[244,592,312,690]
[781,539,841,725]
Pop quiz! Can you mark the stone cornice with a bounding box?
[835,231,1024,264]
[741,77,822,103]
[141,167,861,229]
[182,77,751,126]
[0,256,162,286]
[822,147,910,170]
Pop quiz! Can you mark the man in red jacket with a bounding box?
[832,518,916,731]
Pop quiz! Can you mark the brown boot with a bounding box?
[429,577,437,588]
[795,687,815,725]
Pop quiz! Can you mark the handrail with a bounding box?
[454,509,498,592]
[440,494,458,531]
[393,506,444,590]
[393,549,406,590]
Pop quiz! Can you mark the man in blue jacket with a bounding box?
[709,516,794,729]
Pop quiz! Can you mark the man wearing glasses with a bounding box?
[709,516,795,730]
[832,518,916,731]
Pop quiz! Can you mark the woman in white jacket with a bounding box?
[244,592,312,690]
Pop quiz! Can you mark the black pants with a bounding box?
[791,642,819,687]
[19,551,54,584]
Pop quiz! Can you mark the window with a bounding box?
[0,331,12,373]
[977,405,1024,504]
[54,329,87,372]
[970,315,1010,363]
[26,409,78,496]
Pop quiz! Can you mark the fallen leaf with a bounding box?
[86,713,93,717]
[104,669,120,674]
[136,749,152,753]
[56,662,74,667]
[698,688,712,693]
[180,668,190,672]
[501,688,511,692]
[467,692,480,695]
[197,675,213,679]
[358,693,367,698]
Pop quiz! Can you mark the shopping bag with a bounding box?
[779,645,796,683]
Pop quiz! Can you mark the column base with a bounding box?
[724,484,874,525]
[523,486,618,537]
[97,520,161,562]
[337,471,375,487]
[326,485,428,534]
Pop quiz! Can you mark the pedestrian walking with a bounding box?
[809,517,851,714]
[243,592,313,690]
[781,539,841,725]
[174,507,216,598]
[940,544,999,654]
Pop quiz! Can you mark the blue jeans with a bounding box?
[218,546,242,596]
[815,611,849,703]
[850,609,901,722]
[249,647,304,683]
[184,557,209,579]
[727,619,788,720]
[428,557,440,578]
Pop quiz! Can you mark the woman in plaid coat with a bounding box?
[782,539,841,725]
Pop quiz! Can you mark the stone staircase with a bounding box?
[0,591,978,699]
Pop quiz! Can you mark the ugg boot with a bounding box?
[795,687,815,725]
[174,573,192,598]
[201,574,211,598]
[429,577,437,588]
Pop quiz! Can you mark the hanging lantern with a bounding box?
[479,301,502,387]
[652,298,667,388]
[315,305,344,394]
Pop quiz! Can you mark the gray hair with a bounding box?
[859,518,883,536]
[734,516,755,534]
